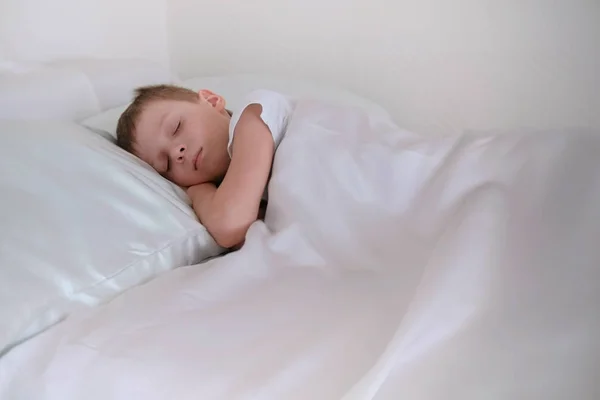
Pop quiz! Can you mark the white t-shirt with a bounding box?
[227,89,294,157]
[226,89,295,201]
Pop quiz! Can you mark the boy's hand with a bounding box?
[189,104,274,249]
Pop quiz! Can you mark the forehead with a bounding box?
[130,100,170,161]
[136,99,179,132]
[133,100,183,150]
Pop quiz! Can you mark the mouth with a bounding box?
[193,147,204,171]
[193,147,203,171]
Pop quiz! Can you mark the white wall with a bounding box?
[0,0,170,68]
[1,0,598,134]
[168,0,600,135]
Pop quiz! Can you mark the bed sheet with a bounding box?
[1,100,599,399]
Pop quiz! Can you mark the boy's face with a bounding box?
[133,90,231,187]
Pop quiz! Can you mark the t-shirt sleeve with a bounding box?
[227,89,294,157]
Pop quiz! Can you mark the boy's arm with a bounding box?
[188,104,274,248]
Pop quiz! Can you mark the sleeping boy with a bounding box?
[116,85,294,249]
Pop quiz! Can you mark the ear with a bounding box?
[198,89,226,111]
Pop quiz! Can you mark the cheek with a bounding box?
[171,166,204,187]
[187,119,209,141]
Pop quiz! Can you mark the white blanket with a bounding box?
[2,101,599,399]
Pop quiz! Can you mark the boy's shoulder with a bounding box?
[231,89,295,119]
[227,89,295,156]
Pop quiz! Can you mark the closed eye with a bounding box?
[173,120,181,136]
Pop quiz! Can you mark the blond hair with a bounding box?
[116,84,200,153]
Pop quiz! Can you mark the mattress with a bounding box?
[1,86,599,399]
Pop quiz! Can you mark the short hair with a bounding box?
[116,84,199,153]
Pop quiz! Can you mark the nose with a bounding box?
[171,144,187,164]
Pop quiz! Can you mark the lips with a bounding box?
[193,147,203,171]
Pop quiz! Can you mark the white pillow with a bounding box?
[0,120,222,356]
[81,104,128,141]
[0,58,178,121]
[80,74,393,139]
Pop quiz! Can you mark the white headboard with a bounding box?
[0,59,178,121]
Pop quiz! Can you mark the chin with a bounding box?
[176,177,203,188]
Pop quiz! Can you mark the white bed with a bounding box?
[1,59,599,399]
[2,0,600,397]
